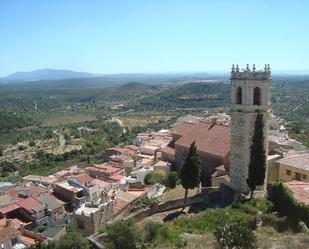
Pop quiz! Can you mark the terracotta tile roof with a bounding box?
[72,173,93,184]
[92,179,110,189]
[11,218,31,229]
[0,218,6,227]
[0,203,20,214]
[277,153,309,171]
[0,226,20,243]
[153,160,169,167]
[86,165,122,175]
[161,145,176,156]
[24,184,50,197]
[21,235,36,245]
[124,145,138,153]
[173,122,230,158]
[4,183,49,199]
[16,197,43,213]
[284,181,309,205]
[108,175,125,182]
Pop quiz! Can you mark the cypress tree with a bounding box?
[247,111,266,199]
[180,141,201,209]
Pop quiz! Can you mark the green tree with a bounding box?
[168,171,179,189]
[30,226,90,249]
[56,227,90,249]
[0,145,3,156]
[247,112,266,199]
[180,141,201,208]
[105,220,139,249]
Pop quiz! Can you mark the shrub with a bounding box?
[29,140,36,147]
[168,171,178,189]
[1,172,9,178]
[144,170,166,185]
[232,199,273,215]
[143,222,163,243]
[144,173,154,185]
[134,196,157,209]
[105,220,139,249]
[269,181,309,229]
[18,145,26,151]
[0,161,17,172]
[214,219,257,249]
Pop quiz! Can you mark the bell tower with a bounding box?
[229,64,271,193]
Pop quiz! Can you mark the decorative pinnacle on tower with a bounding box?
[231,64,271,81]
[229,64,271,193]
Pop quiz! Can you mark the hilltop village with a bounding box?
[0,66,309,248]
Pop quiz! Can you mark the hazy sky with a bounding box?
[1,0,309,76]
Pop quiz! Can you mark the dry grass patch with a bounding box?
[159,185,198,203]
[119,114,172,128]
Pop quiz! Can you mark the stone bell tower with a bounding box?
[229,64,271,193]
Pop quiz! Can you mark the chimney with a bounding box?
[20,223,25,234]
[6,219,12,227]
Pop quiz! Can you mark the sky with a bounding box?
[1,0,309,76]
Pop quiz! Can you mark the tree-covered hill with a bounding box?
[134,82,230,111]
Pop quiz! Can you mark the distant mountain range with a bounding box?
[0,69,218,85]
[1,69,100,82]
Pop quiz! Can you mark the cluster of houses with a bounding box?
[1,113,308,248]
[0,130,173,248]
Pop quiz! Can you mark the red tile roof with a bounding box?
[21,235,36,245]
[284,181,309,205]
[4,183,49,199]
[0,226,20,243]
[161,145,176,156]
[173,122,230,158]
[0,203,20,214]
[92,179,110,188]
[72,173,93,184]
[108,174,125,182]
[16,197,43,213]
[86,165,122,175]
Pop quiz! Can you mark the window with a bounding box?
[286,169,291,176]
[303,174,307,180]
[253,87,261,106]
[76,219,85,230]
[236,87,242,104]
[11,237,18,245]
[295,172,301,181]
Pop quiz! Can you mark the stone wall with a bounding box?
[74,200,113,236]
[125,194,206,222]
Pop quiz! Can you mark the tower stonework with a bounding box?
[229,64,271,193]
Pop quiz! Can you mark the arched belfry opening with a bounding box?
[230,64,271,194]
[253,87,261,106]
[236,87,242,104]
